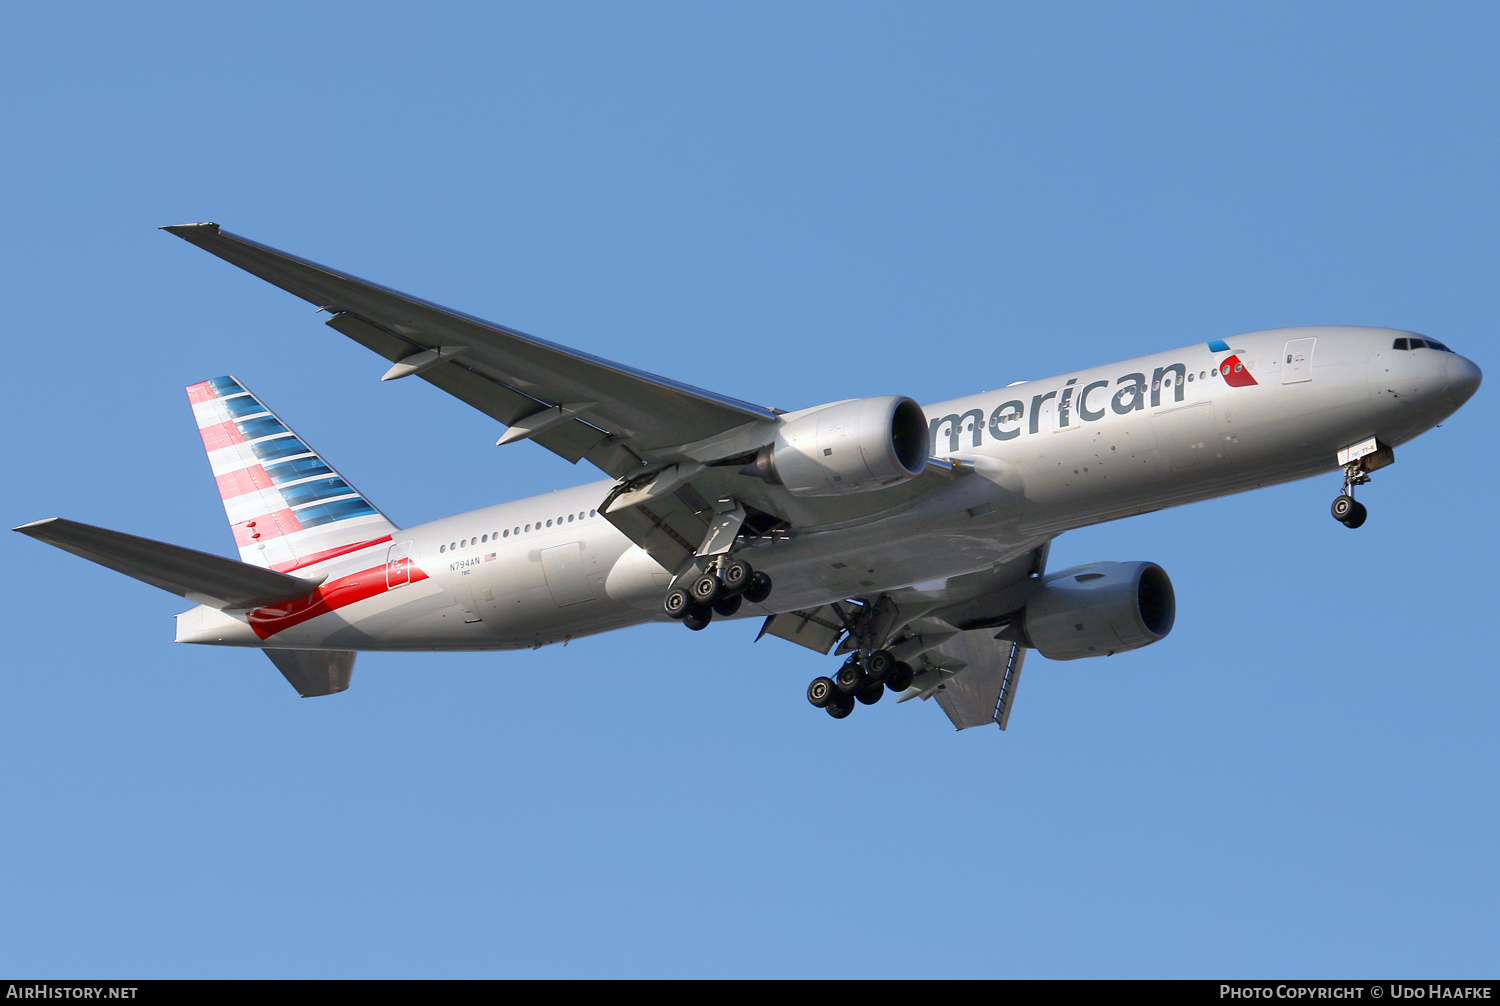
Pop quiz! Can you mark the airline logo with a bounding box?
[930,345,1259,453]
[187,376,397,571]
[1207,340,1257,388]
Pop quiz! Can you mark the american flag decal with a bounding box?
[484,553,497,561]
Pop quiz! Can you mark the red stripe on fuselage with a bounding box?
[270,535,394,573]
[248,561,430,639]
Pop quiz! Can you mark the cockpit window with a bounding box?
[1392,336,1456,352]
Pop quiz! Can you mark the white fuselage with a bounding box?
[174,326,1479,652]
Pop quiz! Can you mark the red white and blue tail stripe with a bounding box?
[186,376,397,572]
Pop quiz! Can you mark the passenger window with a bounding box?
[440,545,446,553]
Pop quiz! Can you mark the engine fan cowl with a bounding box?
[1023,561,1176,661]
[755,396,930,497]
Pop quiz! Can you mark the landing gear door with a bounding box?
[1282,338,1315,384]
[386,539,414,589]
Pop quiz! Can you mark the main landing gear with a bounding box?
[662,558,773,631]
[805,650,916,720]
[1331,462,1370,530]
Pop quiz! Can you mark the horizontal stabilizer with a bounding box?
[14,517,323,609]
[264,648,354,697]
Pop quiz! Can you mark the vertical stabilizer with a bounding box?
[186,376,397,571]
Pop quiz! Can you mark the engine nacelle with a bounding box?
[753,396,930,497]
[1022,561,1175,661]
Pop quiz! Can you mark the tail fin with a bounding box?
[186,376,397,572]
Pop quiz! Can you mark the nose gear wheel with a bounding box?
[1331,460,1373,529]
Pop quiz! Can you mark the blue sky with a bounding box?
[2,2,1495,978]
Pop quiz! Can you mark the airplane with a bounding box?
[14,224,1483,729]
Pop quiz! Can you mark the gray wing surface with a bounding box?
[928,632,1027,731]
[162,223,778,478]
[762,544,1050,731]
[14,517,322,610]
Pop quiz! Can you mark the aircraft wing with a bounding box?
[162,223,779,480]
[760,544,1049,730]
[921,631,1027,731]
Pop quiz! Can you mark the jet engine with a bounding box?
[751,396,930,497]
[1019,561,1175,660]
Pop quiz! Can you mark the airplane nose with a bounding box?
[1447,354,1482,408]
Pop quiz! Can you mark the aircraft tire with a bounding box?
[1331,495,1357,522]
[807,676,837,708]
[856,682,885,705]
[886,661,915,692]
[826,695,855,719]
[742,571,773,604]
[663,586,693,619]
[691,573,723,605]
[864,649,895,682]
[712,594,743,617]
[834,659,865,696]
[721,560,752,594]
[683,607,712,631]
[1342,500,1368,529]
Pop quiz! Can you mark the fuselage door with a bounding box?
[1282,338,1315,384]
[540,542,597,606]
[386,539,414,589]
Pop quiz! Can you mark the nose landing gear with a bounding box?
[1330,438,1394,529]
[1330,462,1371,529]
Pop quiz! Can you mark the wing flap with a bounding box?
[930,634,1027,731]
[756,604,846,655]
[15,517,322,609]
[600,482,715,575]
